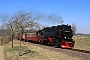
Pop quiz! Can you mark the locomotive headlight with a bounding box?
[67,24,69,26]
[64,37,66,39]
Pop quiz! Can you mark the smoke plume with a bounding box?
[36,13,64,26]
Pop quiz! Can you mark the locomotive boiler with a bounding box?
[38,25,73,39]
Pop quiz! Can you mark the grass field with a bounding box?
[4,40,81,60]
[74,35,90,51]
[3,35,90,60]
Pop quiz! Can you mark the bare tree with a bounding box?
[0,9,42,46]
[13,10,38,33]
[11,10,41,56]
[72,23,77,35]
[6,17,16,48]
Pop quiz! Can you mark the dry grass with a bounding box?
[4,40,81,60]
[74,35,90,51]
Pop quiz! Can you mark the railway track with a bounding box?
[70,49,90,54]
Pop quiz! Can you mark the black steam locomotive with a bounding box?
[37,24,74,48]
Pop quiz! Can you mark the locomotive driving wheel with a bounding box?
[53,39,60,48]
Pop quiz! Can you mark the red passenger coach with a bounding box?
[17,34,27,40]
[18,33,39,43]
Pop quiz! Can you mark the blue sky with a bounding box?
[0,0,90,34]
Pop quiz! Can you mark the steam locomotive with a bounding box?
[17,24,75,48]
